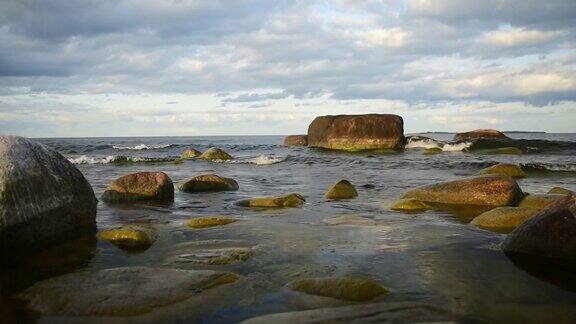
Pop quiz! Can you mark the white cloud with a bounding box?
[480,28,563,48]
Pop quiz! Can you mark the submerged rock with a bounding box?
[307,114,404,151]
[283,135,308,146]
[187,217,238,229]
[236,193,305,208]
[288,277,387,301]
[479,163,526,178]
[165,240,255,266]
[548,187,574,195]
[199,148,233,161]
[454,129,509,141]
[18,266,240,317]
[0,136,97,250]
[98,226,157,251]
[178,174,239,193]
[402,175,523,207]
[503,194,576,260]
[241,302,458,324]
[181,148,202,159]
[101,172,174,203]
[390,198,429,212]
[471,207,539,233]
[423,147,443,155]
[325,180,358,200]
[518,194,565,210]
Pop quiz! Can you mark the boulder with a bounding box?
[307,114,404,151]
[390,198,429,212]
[453,129,509,141]
[236,193,305,208]
[548,187,574,195]
[283,135,308,146]
[241,302,457,324]
[98,226,157,251]
[402,175,523,207]
[471,207,539,233]
[325,180,358,200]
[101,172,174,203]
[479,163,526,178]
[181,148,202,159]
[288,277,387,301]
[0,136,97,250]
[199,148,233,161]
[178,174,239,193]
[518,194,565,210]
[503,194,576,260]
[18,266,240,317]
[187,217,238,229]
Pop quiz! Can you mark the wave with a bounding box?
[442,142,472,152]
[405,136,441,149]
[521,162,576,173]
[68,155,174,165]
[225,155,288,165]
[112,144,176,150]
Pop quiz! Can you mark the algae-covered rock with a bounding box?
[403,175,523,207]
[288,277,387,301]
[548,187,574,195]
[479,163,526,178]
[18,266,240,317]
[390,198,429,212]
[187,217,238,229]
[454,129,509,141]
[101,172,174,203]
[236,193,305,208]
[423,147,442,155]
[518,194,565,210]
[179,174,239,193]
[181,148,202,159]
[503,194,576,260]
[0,136,97,250]
[283,135,308,146]
[199,148,233,161]
[325,180,358,200]
[471,207,539,233]
[307,114,404,151]
[165,240,255,266]
[472,147,523,155]
[98,226,157,251]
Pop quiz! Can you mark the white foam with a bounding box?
[246,155,287,165]
[68,155,116,164]
[112,144,172,150]
[405,138,441,149]
[442,142,472,152]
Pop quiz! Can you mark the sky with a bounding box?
[1,0,575,137]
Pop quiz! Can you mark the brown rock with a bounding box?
[471,207,539,233]
[503,194,576,260]
[453,129,509,141]
[181,148,202,159]
[236,193,305,208]
[178,174,239,193]
[402,175,523,207]
[479,163,526,178]
[518,194,565,210]
[101,172,174,203]
[307,114,404,151]
[283,135,308,146]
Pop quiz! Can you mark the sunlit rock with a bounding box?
[187,217,238,229]
[454,129,509,141]
[518,194,565,210]
[471,207,539,233]
[390,198,429,213]
[283,135,308,146]
[236,193,305,208]
[325,180,358,200]
[199,148,233,161]
[101,171,174,203]
[178,174,239,193]
[479,163,526,178]
[98,226,157,251]
[181,148,202,159]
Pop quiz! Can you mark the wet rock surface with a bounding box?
[479,163,526,178]
[454,129,509,141]
[283,135,308,146]
[325,179,358,200]
[101,171,174,203]
[178,174,239,193]
[200,148,233,161]
[288,277,387,301]
[98,226,157,251]
[236,193,305,208]
[471,207,539,233]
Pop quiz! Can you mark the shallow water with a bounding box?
[3,133,576,323]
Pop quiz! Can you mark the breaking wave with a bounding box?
[405,136,441,149]
[112,144,176,150]
[521,163,576,173]
[225,155,288,165]
[442,142,473,152]
[68,155,174,164]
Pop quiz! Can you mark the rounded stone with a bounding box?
[236,193,305,208]
[325,180,358,200]
[199,148,233,161]
[518,194,565,210]
[548,187,573,195]
[98,226,157,251]
[178,174,239,193]
[470,207,539,233]
[453,129,509,141]
[181,148,202,159]
[479,163,526,178]
[101,172,174,203]
[187,217,238,229]
[390,198,429,212]
[288,277,387,301]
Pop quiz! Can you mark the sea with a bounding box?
[3,133,576,322]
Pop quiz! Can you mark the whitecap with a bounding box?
[112,144,173,150]
[442,142,472,152]
[68,155,116,164]
[221,155,287,165]
[405,137,441,149]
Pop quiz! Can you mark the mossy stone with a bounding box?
[390,198,429,212]
[288,277,387,301]
[181,148,202,159]
[236,193,305,208]
[199,148,233,161]
[479,163,526,178]
[325,180,358,200]
[187,217,238,229]
[178,174,239,193]
[518,194,565,210]
[470,207,539,233]
[98,226,156,251]
[548,187,573,195]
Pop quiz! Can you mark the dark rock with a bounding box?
[454,129,509,141]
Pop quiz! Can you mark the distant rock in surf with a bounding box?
[236,193,305,208]
[453,129,509,141]
[325,179,358,200]
[178,174,239,193]
[181,148,202,159]
[307,114,404,151]
[283,135,308,146]
[200,147,233,161]
[0,136,97,250]
[479,163,526,178]
[402,175,523,207]
[101,172,174,203]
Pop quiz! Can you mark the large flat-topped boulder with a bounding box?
[0,136,97,250]
[283,135,308,146]
[307,114,404,151]
[454,129,509,141]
